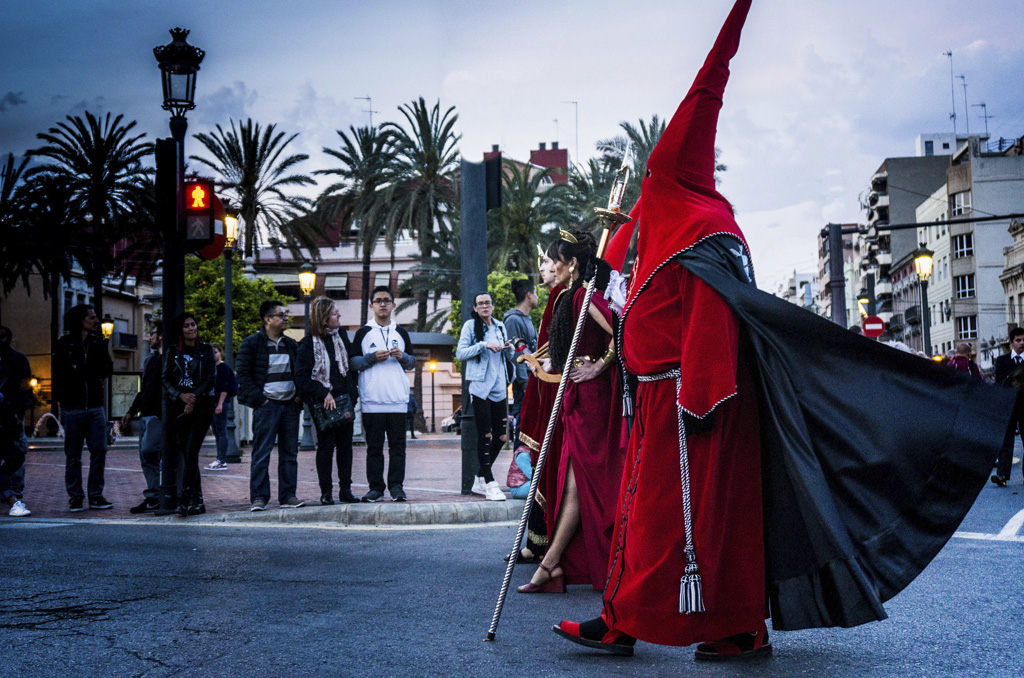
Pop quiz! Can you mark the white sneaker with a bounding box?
[206,461,228,470]
[484,481,506,502]
[9,500,31,517]
[471,476,486,496]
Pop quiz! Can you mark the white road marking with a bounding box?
[953,508,1024,543]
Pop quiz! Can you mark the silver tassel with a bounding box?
[678,552,705,614]
[679,573,705,614]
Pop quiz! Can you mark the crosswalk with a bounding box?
[955,508,1024,543]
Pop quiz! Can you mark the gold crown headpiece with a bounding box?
[558,229,578,244]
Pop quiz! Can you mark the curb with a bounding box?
[141,499,526,527]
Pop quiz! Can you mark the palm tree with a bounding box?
[567,158,617,236]
[28,111,153,319]
[597,115,727,214]
[382,97,461,332]
[191,118,317,260]
[315,125,397,324]
[488,159,570,275]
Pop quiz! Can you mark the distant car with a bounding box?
[441,407,462,434]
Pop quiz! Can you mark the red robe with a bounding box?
[601,0,763,644]
[519,286,566,460]
[553,288,629,589]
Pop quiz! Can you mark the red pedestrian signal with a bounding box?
[183,179,215,245]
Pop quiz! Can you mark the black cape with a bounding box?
[676,236,1016,631]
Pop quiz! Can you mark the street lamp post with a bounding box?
[154,27,203,513]
[429,361,437,433]
[101,315,114,416]
[914,245,935,355]
[223,211,241,463]
[298,260,317,450]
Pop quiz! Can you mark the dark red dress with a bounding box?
[552,287,628,590]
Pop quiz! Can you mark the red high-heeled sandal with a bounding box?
[517,561,564,593]
[694,629,772,661]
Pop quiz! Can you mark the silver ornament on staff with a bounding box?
[485,151,633,642]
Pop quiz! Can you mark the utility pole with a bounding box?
[561,100,579,168]
[972,102,992,139]
[944,51,957,136]
[825,223,848,327]
[957,75,970,137]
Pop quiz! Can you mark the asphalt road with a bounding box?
[2,480,1023,677]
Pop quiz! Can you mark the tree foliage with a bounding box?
[182,255,279,350]
[487,160,570,276]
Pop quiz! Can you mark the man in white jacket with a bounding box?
[350,286,416,502]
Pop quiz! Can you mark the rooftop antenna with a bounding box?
[972,102,992,139]
[354,96,379,127]
[553,118,559,145]
[957,75,970,137]
[561,100,579,168]
[944,51,957,136]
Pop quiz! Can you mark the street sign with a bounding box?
[863,315,885,338]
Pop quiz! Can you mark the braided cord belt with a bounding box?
[636,368,705,614]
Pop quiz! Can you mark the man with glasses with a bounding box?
[351,286,416,502]
[236,300,305,511]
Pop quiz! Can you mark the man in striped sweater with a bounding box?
[236,300,305,511]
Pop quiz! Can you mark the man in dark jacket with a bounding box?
[236,300,305,511]
[0,324,31,516]
[502,279,538,447]
[53,304,114,511]
[120,322,163,513]
[991,327,1024,486]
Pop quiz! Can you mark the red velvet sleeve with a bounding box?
[677,265,740,418]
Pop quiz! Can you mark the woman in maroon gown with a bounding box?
[518,229,628,593]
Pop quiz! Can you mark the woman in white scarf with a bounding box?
[296,296,358,504]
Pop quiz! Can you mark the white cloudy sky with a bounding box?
[2,0,1022,290]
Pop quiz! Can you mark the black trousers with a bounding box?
[316,420,354,496]
[169,399,214,504]
[996,406,1024,479]
[363,412,406,492]
[472,395,507,483]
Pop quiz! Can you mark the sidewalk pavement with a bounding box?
[8,433,526,526]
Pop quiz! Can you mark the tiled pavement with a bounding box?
[11,433,521,523]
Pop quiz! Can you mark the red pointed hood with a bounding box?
[627,0,753,305]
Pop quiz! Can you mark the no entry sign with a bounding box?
[863,316,885,338]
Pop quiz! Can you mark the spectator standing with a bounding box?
[351,286,415,502]
[296,297,359,505]
[0,324,31,517]
[456,291,513,502]
[946,342,983,380]
[407,394,418,439]
[0,324,30,508]
[236,300,305,511]
[502,279,539,447]
[120,322,164,513]
[161,313,216,517]
[53,304,113,512]
[992,327,1024,486]
[206,343,237,471]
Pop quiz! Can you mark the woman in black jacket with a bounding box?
[162,312,216,516]
[296,297,358,504]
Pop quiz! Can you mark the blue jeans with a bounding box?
[139,416,162,500]
[250,399,301,503]
[62,407,108,500]
[9,431,27,499]
[213,397,231,463]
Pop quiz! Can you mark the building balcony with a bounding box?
[906,305,921,326]
[888,313,904,333]
[876,250,891,267]
[875,279,893,299]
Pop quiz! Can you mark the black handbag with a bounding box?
[311,394,354,431]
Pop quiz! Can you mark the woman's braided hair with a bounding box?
[547,228,597,373]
